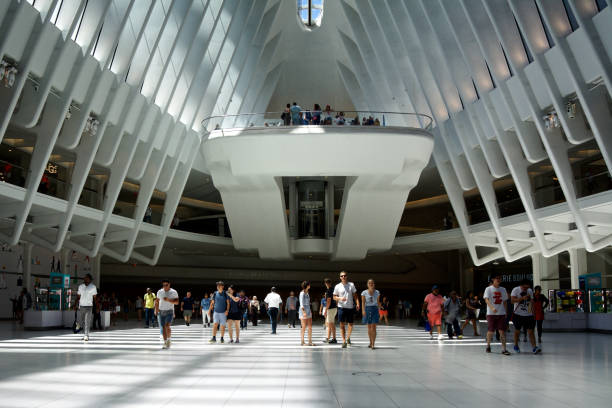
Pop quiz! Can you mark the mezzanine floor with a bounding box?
[0,319,609,408]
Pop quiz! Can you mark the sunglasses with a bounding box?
[340,275,347,278]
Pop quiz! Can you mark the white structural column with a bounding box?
[532,253,560,292]
[569,248,588,289]
[23,243,32,292]
[92,256,101,288]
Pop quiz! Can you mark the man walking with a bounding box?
[264,287,283,334]
[286,291,298,328]
[155,279,179,349]
[333,271,360,348]
[181,290,194,326]
[511,279,541,354]
[209,281,230,343]
[444,291,463,339]
[144,288,156,328]
[324,278,337,343]
[484,274,511,355]
[290,102,302,125]
[76,274,97,342]
[422,285,444,340]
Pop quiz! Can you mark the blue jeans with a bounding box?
[144,308,154,327]
[268,307,279,333]
[241,311,248,329]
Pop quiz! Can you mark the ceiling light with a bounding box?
[85,115,100,136]
[543,112,559,130]
[0,60,18,88]
[566,101,576,119]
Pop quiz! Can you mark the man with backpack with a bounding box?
[209,281,230,343]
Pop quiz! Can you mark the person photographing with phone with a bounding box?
[511,279,541,354]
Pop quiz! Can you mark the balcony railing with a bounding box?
[201,110,433,136]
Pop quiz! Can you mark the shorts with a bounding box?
[213,312,227,326]
[183,310,192,317]
[513,315,535,331]
[227,312,242,321]
[427,312,442,326]
[467,310,477,320]
[487,315,508,332]
[299,308,312,320]
[326,307,337,323]
[159,310,174,326]
[379,310,388,317]
[363,306,380,325]
[338,308,355,324]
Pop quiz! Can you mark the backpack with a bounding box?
[239,297,249,311]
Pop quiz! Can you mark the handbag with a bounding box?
[424,319,431,332]
[72,310,81,333]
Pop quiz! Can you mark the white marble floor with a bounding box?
[0,320,610,408]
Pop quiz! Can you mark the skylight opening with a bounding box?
[298,0,323,29]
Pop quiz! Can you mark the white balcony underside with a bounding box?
[202,126,434,260]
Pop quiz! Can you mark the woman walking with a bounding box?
[250,296,260,326]
[361,279,382,349]
[226,286,242,343]
[533,286,549,344]
[299,281,314,346]
[379,296,390,325]
[461,291,481,336]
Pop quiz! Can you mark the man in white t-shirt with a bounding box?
[333,271,360,348]
[155,279,179,349]
[511,279,541,354]
[264,287,282,334]
[76,273,97,342]
[483,274,510,355]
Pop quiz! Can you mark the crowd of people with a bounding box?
[421,274,548,356]
[71,270,549,355]
[74,271,394,350]
[279,102,382,127]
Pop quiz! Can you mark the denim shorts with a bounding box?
[213,312,227,326]
[362,306,380,325]
[159,310,174,326]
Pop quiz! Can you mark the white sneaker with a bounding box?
[429,334,434,340]
[162,342,168,349]
[166,339,171,349]
[437,334,444,341]
[84,335,89,342]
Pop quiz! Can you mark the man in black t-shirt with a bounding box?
[323,278,337,344]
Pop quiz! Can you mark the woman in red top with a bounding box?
[533,286,549,344]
